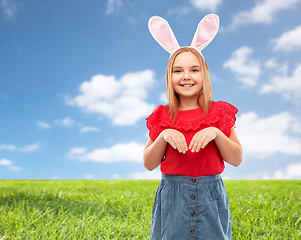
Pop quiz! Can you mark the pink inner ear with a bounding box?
[196,15,219,48]
[150,18,174,50]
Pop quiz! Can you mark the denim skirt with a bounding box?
[150,174,232,240]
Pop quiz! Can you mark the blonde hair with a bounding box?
[166,47,213,122]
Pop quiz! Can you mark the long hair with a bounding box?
[165,47,213,122]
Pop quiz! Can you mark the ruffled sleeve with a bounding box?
[146,102,238,139]
[146,105,166,141]
[215,101,238,137]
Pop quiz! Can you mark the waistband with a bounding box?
[162,174,221,185]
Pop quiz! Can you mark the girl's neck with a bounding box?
[178,97,199,111]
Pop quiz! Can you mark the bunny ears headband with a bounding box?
[148,14,220,58]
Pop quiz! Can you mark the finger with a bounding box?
[189,134,198,151]
[189,140,197,153]
[191,141,198,152]
[170,136,182,153]
[195,140,203,152]
[166,137,177,150]
[175,136,187,154]
[188,138,195,151]
[189,137,198,153]
[193,136,204,152]
[180,135,188,153]
[191,135,204,153]
[200,136,212,149]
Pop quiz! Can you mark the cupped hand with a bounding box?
[161,129,188,154]
[189,127,219,153]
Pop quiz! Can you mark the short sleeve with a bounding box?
[216,101,238,137]
[146,105,165,141]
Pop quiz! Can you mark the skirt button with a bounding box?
[191,195,195,200]
[191,229,195,234]
[192,178,196,183]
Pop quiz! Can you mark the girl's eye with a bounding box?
[192,69,199,72]
[173,70,181,73]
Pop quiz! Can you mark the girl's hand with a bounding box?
[161,129,188,154]
[189,127,219,153]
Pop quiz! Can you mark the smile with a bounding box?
[180,84,195,87]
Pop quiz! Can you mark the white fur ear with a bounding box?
[191,14,219,53]
[148,16,180,54]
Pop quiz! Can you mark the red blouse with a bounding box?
[146,101,238,177]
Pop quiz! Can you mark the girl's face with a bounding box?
[171,51,203,103]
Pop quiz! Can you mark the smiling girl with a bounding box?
[143,15,243,240]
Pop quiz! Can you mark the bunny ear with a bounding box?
[148,16,180,54]
[191,14,219,53]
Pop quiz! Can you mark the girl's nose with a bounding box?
[183,71,190,79]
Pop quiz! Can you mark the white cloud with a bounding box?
[18,143,39,152]
[0,144,16,151]
[0,158,12,166]
[106,0,122,15]
[67,142,145,163]
[167,6,191,16]
[159,93,168,104]
[272,26,301,52]
[223,46,261,87]
[0,0,17,18]
[127,17,137,25]
[112,173,121,179]
[264,59,289,76]
[261,64,301,100]
[9,166,22,171]
[54,117,75,127]
[245,163,301,179]
[228,0,299,30]
[66,70,156,126]
[0,143,39,152]
[236,111,301,158]
[273,163,301,179]
[265,58,279,69]
[190,0,222,12]
[67,147,87,157]
[39,118,102,133]
[0,158,22,171]
[85,174,94,179]
[37,121,50,130]
[127,169,161,179]
[40,118,99,132]
[80,126,99,133]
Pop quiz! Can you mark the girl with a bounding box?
[144,14,243,239]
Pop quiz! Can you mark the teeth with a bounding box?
[183,84,192,87]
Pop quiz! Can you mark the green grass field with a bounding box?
[0,180,300,239]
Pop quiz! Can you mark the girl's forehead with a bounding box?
[173,52,200,65]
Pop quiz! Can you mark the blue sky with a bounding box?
[1,0,301,180]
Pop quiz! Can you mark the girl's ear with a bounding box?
[190,14,219,53]
[148,16,180,54]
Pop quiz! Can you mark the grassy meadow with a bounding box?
[0,179,300,239]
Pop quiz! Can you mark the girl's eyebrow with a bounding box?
[172,65,201,68]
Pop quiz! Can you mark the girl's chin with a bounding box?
[178,94,200,100]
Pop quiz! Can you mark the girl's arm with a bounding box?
[143,137,165,171]
[189,127,243,167]
[215,127,243,167]
[143,129,187,171]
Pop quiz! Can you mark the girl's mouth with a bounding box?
[180,84,195,87]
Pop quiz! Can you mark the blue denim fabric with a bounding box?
[150,174,232,240]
